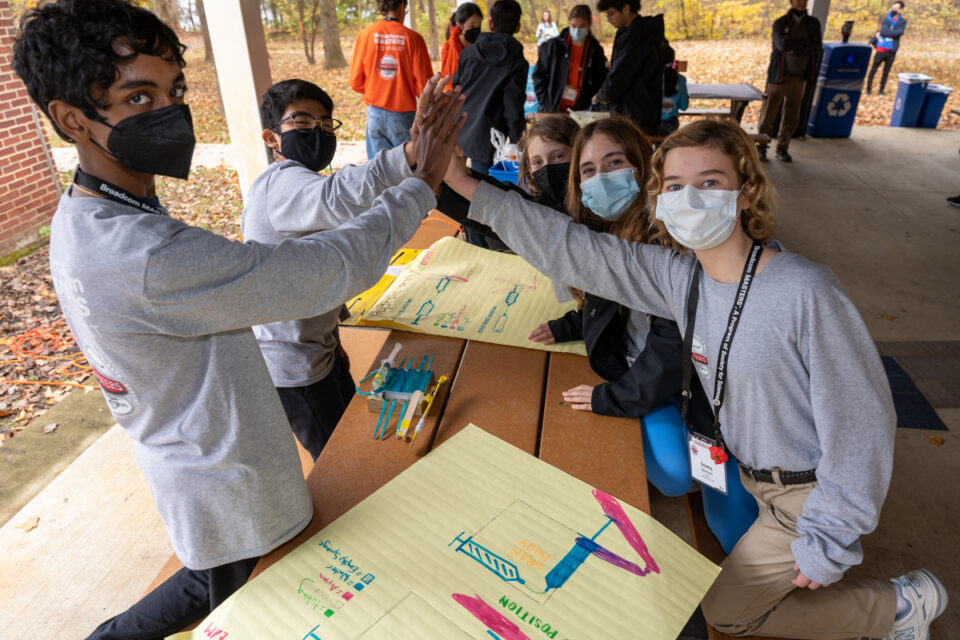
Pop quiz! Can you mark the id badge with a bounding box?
[688,433,728,494]
[562,85,578,101]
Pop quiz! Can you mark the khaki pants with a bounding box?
[758,77,807,152]
[700,469,897,639]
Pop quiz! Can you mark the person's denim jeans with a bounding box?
[365,106,415,160]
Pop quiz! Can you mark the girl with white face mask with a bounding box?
[532,4,608,112]
[443,118,945,640]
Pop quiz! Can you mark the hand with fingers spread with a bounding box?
[527,322,555,345]
[413,91,466,192]
[406,74,456,167]
[562,384,595,412]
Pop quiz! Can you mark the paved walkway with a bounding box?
[51,140,369,173]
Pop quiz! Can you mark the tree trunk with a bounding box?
[408,0,419,31]
[319,0,348,68]
[679,0,691,39]
[427,0,440,60]
[153,0,179,29]
[196,0,215,63]
[529,0,539,33]
[298,0,316,64]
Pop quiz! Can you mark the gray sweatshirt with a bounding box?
[49,176,435,569]
[241,147,414,386]
[469,181,895,585]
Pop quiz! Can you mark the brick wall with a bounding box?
[0,0,60,257]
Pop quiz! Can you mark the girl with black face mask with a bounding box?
[441,3,483,81]
[435,113,579,250]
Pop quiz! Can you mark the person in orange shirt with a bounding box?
[350,0,434,159]
[441,3,483,80]
[532,4,607,113]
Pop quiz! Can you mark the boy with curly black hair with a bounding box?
[12,1,461,636]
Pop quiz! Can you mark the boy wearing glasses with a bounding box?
[242,79,432,460]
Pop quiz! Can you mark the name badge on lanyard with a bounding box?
[688,433,728,493]
[679,241,763,495]
[562,85,578,101]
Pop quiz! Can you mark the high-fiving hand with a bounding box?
[412,88,466,192]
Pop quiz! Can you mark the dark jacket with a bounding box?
[766,10,822,83]
[533,28,607,112]
[547,293,712,428]
[593,14,665,135]
[452,31,529,164]
[874,12,907,53]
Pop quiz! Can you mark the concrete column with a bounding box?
[204,0,272,199]
[809,0,831,38]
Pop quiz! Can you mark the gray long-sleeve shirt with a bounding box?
[241,146,414,387]
[469,181,895,585]
[49,176,435,569]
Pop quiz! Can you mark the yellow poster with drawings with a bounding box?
[353,237,586,356]
[173,425,720,640]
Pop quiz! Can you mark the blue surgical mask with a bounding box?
[579,168,640,220]
[569,26,588,41]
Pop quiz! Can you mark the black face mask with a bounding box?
[890,9,899,15]
[531,162,570,205]
[94,104,196,180]
[279,128,337,172]
[463,27,481,43]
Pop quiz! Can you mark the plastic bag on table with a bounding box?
[490,128,518,164]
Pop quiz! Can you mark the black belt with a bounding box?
[739,464,816,485]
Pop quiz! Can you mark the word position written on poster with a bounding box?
[350,237,586,356]
[177,425,719,640]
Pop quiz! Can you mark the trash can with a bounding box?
[488,160,520,185]
[890,73,932,127]
[807,42,872,138]
[917,84,954,129]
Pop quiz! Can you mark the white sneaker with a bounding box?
[886,569,948,640]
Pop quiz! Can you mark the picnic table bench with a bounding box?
[681,83,766,123]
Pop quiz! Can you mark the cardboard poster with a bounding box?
[349,237,586,356]
[175,425,720,640]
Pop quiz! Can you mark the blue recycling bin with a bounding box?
[917,84,954,129]
[890,73,932,127]
[807,42,872,138]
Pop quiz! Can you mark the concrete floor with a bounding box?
[2,126,958,638]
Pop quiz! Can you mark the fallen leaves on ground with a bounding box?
[924,434,946,447]
[0,245,88,445]
[16,516,39,532]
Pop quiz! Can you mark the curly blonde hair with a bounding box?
[648,118,777,244]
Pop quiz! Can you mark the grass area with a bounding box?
[41,32,960,150]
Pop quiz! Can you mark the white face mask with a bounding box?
[655,184,741,250]
[569,26,588,41]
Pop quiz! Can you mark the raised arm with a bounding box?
[444,162,685,318]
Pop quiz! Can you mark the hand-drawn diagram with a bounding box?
[181,425,719,640]
[356,238,586,356]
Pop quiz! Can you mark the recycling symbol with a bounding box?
[826,92,852,117]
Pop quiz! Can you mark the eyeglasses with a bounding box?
[273,114,342,134]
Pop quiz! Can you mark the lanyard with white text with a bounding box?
[72,167,165,216]
[680,240,763,451]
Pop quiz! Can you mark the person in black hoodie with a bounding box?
[533,4,607,113]
[591,0,665,136]
[452,0,528,175]
[756,0,822,162]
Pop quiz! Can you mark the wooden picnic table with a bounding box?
[682,83,766,122]
[146,210,650,596]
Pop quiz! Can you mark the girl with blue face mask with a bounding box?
[444,118,943,640]
[523,118,750,545]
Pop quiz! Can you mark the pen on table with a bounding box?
[409,375,448,444]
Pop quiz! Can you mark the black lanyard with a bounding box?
[680,240,763,451]
[72,167,165,215]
